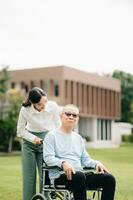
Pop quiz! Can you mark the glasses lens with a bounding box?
[65,112,78,118]
[72,114,78,118]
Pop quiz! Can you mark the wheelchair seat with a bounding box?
[31,163,102,200]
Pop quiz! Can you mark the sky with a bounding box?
[0,0,133,75]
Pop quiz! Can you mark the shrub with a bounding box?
[0,100,22,152]
[82,135,90,142]
[122,134,133,143]
[129,135,133,142]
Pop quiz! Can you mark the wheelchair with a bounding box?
[31,162,102,200]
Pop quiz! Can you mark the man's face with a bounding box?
[61,107,79,129]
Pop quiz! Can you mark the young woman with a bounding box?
[17,87,61,200]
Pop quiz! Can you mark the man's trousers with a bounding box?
[55,171,116,200]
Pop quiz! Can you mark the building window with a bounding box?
[20,81,25,89]
[20,81,29,93]
[30,81,35,88]
[97,119,111,140]
[71,81,73,103]
[40,80,44,89]
[11,82,16,89]
[54,84,59,96]
[54,80,59,96]
[25,84,29,93]
[65,80,68,98]
[43,80,48,94]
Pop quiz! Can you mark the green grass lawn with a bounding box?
[0,143,133,200]
[89,143,133,200]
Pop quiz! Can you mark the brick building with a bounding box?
[10,66,121,147]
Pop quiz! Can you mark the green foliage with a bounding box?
[129,135,133,142]
[83,135,90,142]
[112,70,133,123]
[0,66,10,119]
[0,66,23,152]
[0,120,11,151]
[121,134,130,142]
[0,101,22,152]
[0,65,10,94]
[121,134,133,142]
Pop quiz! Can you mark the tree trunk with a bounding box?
[8,136,13,153]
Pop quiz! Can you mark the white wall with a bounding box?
[112,121,133,144]
[79,117,95,140]
[80,118,133,148]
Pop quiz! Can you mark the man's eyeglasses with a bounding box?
[64,112,79,118]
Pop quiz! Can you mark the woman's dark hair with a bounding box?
[22,87,47,107]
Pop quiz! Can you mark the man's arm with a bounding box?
[81,140,109,173]
[96,163,109,173]
[81,148,100,169]
[61,161,75,180]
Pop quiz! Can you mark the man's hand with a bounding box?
[96,163,109,174]
[34,137,42,145]
[62,161,75,180]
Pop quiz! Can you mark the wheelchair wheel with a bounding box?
[31,193,46,200]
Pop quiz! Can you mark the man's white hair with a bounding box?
[61,104,79,114]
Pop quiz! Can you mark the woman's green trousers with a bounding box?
[22,131,47,200]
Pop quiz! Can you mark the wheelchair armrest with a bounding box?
[43,164,62,171]
[83,167,94,170]
[83,166,95,174]
[44,164,95,171]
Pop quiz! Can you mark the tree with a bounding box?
[6,88,22,152]
[0,65,10,119]
[0,66,22,152]
[6,100,22,152]
[112,70,133,124]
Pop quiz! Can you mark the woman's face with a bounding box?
[33,96,47,112]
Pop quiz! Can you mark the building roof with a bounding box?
[10,65,120,91]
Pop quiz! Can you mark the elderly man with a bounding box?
[43,104,116,200]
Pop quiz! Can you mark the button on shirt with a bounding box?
[17,100,61,143]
